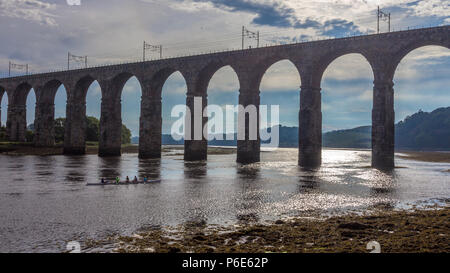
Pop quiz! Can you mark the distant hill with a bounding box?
[323,107,450,151]
[131,107,450,151]
[395,107,450,150]
[132,126,299,147]
[323,126,371,149]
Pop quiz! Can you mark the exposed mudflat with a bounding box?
[87,206,449,253]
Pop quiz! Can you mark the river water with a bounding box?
[0,148,448,252]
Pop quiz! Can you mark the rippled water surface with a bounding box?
[0,148,448,252]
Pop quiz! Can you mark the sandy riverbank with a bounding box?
[396,151,450,163]
[85,206,449,253]
[0,143,236,156]
[1,143,449,163]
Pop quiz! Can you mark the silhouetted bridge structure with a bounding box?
[0,26,449,169]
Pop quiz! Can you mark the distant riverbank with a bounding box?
[1,143,449,163]
[87,205,449,253]
[0,143,235,156]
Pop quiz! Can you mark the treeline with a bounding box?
[0,116,131,144]
[323,107,450,151]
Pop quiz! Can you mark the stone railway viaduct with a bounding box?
[0,26,449,169]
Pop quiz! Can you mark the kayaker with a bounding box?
[115,177,120,184]
[133,176,138,183]
[101,178,106,184]
[143,176,148,183]
[126,176,130,183]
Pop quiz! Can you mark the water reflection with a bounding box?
[368,169,398,210]
[64,156,88,182]
[98,156,122,181]
[138,158,161,180]
[33,156,55,179]
[0,148,449,252]
[235,164,262,223]
[184,161,207,179]
[297,167,320,194]
[182,161,209,225]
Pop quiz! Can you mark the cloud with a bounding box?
[406,0,450,18]
[190,0,297,28]
[0,0,57,26]
[187,0,362,37]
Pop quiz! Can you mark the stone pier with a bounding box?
[64,101,87,155]
[6,104,27,142]
[139,95,162,159]
[237,89,260,164]
[298,85,322,168]
[99,97,122,157]
[184,93,208,161]
[372,79,395,169]
[34,102,55,147]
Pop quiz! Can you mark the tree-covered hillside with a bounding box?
[323,107,450,151]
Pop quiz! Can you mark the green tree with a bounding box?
[0,126,7,141]
[86,116,100,142]
[26,130,34,143]
[54,118,65,143]
[50,116,132,144]
[121,124,131,144]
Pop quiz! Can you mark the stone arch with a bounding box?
[72,75,100,102]
[150,67,188,97]
[108,72,144,102]
[195,61,240,95]
[392,44,450,82]
[6,82,34,142]
[256,57,301,91]
[38,79,68,104]
[33,79,69,147]
[316,51,375,88]
[392,41,450,76]
[258,58,301,88]
[11,82,33,105]
[63,75,101,155]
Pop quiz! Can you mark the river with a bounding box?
[0,148,448,252]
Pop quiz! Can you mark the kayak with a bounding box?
[86,180,161,186]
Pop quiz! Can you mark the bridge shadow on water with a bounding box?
[235,164,262,224]
[138,158,161,180]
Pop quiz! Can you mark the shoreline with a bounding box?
[1,143,449,163]
[86,206,449,253]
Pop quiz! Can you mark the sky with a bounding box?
[0,0,449,136]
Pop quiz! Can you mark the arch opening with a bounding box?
[63,76,102,154]
[120,75,142,146]
[260,59,301,152]
[0,88,7,141]
[53,84,68,144]
[84,79,102,145]
[205,65,240,148]
[320,53,374,152]
[393,45,450,151]
[161,71,187,149]
[26,88,36,142]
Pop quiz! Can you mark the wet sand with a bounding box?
[397,151,450,163]
[90,206,449,253]
[0,143,236,156]
[2,143,448,163]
